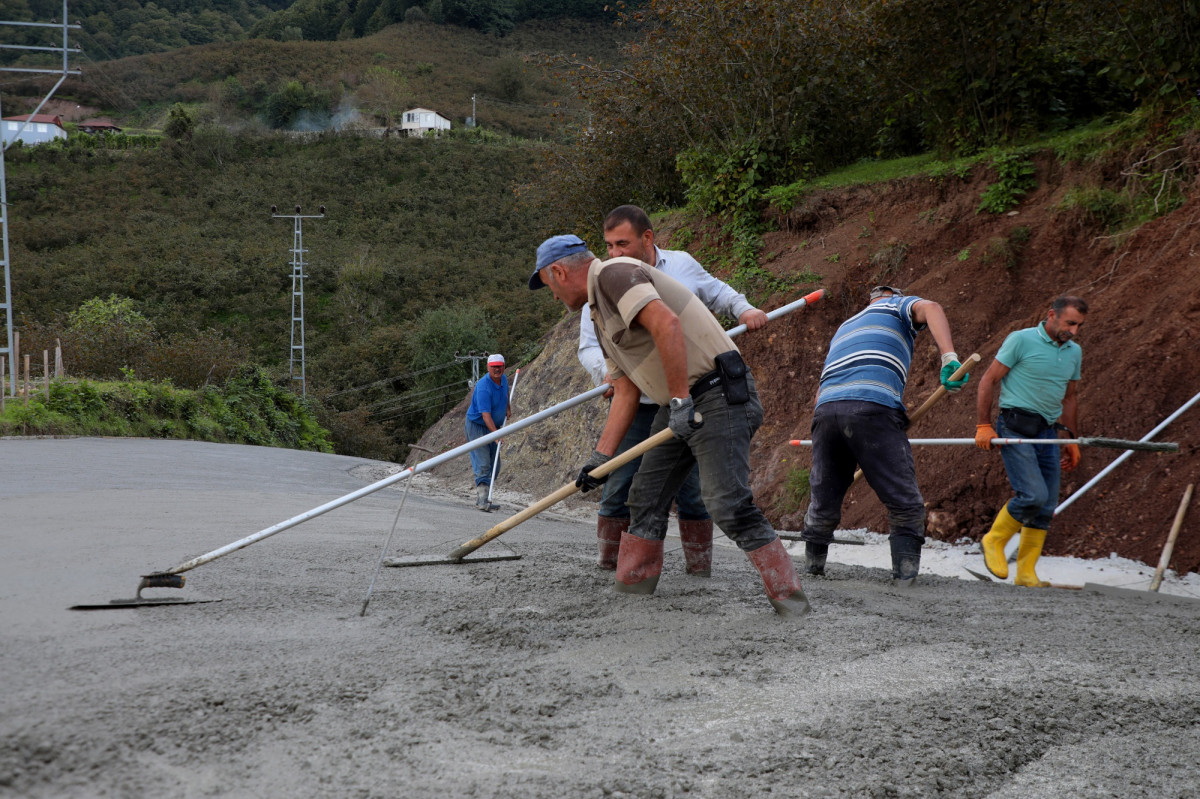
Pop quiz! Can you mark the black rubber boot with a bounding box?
[804,542,828,577]
[890,536,922,587]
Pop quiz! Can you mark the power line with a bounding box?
[326,359,462,398]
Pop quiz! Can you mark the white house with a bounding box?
[399,108,451,137]
[1,114,68,146]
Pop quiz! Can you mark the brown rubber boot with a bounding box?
[614,532,664,595]
[596,516,628,571]
[1014,527,1051,587]
[678,518,713,577]
[746,538,811,618]
[981,504,1022,579]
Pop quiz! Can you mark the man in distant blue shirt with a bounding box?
[975,296,1086,587]
[465,353,509,512]
[799,286,968,586]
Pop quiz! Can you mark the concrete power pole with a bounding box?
[271,204,325,396]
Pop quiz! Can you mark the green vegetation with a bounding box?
[774,465,811,516]
[977,153,1037,214]
[980,226,1032,271]
[0,367,332,452]
[6,130,561,458]
[532,0,1198,237]
[0,1,613,63]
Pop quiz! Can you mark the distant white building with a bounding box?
[399,108,451,137]
[2,114,68,146]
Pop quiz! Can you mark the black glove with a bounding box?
[668,397,703,439]
[575,450,612,493]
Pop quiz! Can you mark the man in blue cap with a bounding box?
[576,205,769,577]
[529,234,810,617]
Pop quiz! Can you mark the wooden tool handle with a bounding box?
[447,425,680,559]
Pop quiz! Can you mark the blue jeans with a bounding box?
[465,418,498,487]
[626,375,773,552]
[599,402,709,521]
[997,414,1060,529]
[800,400,926,546]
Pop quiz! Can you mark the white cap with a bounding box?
[487,353,505,366]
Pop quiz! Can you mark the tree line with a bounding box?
[527,0,1200,233]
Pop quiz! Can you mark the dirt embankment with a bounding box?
[415,148,1200,574]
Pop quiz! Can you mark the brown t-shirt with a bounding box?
[586,256,738,405]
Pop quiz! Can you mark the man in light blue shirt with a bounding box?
[576,205,768,575]
[976,296,1087,587]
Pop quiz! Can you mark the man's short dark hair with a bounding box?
[1052,295,1089,315]
[603,205,653,236]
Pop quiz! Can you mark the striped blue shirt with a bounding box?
[816,295,926,410]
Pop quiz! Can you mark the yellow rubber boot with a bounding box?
[1014,527,1051,587]
[981,505,1022,579]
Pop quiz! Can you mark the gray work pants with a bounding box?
[626,375,776,553]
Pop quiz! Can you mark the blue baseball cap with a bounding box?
[530,234,588,289]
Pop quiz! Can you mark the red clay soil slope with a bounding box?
[734,148,1200,574]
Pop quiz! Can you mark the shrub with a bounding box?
[977,153,1037,214]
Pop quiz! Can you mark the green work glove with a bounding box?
[940,359,969,392]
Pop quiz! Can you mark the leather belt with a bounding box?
[689,369,722,400]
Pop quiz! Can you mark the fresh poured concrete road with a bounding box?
[2,437,1198,798]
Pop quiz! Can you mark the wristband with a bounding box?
[940,352,959,368]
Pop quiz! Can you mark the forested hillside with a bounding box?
[0,0,610,61]
[7,130,563,456]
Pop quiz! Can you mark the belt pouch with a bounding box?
[1000,407,1048,438]
[714,350,749,405]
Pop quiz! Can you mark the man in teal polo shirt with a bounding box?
[974,296,1087,587]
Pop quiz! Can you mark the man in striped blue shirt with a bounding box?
[799,286,968,585]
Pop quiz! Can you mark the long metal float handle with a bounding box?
[154,288,826,577]
[790,438,1178,451]
[1055,389,1200,515]
[160,383,609,575]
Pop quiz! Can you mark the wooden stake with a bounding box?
[55,338,63,378]
[43,350,50,398]
[1150,483,1194,592]
[23,354,30,406]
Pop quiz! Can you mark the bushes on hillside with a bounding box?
[20,295,246,389]
[1,366,333,453]
[532,0,1198,230]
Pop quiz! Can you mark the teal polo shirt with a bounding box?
[995,321,1082,425]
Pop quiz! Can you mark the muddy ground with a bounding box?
[2,438,1198,798]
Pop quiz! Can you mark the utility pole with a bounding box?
[455,351,488,389]
[0,1,80,398]
[271,204,324,396]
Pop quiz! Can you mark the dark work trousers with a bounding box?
[598,402,710,521]
[626,374,776,553]
[800,400,926,546]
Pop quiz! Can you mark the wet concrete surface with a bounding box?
[2,438,1198,798]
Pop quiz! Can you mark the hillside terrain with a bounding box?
[412,144,1200,574]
